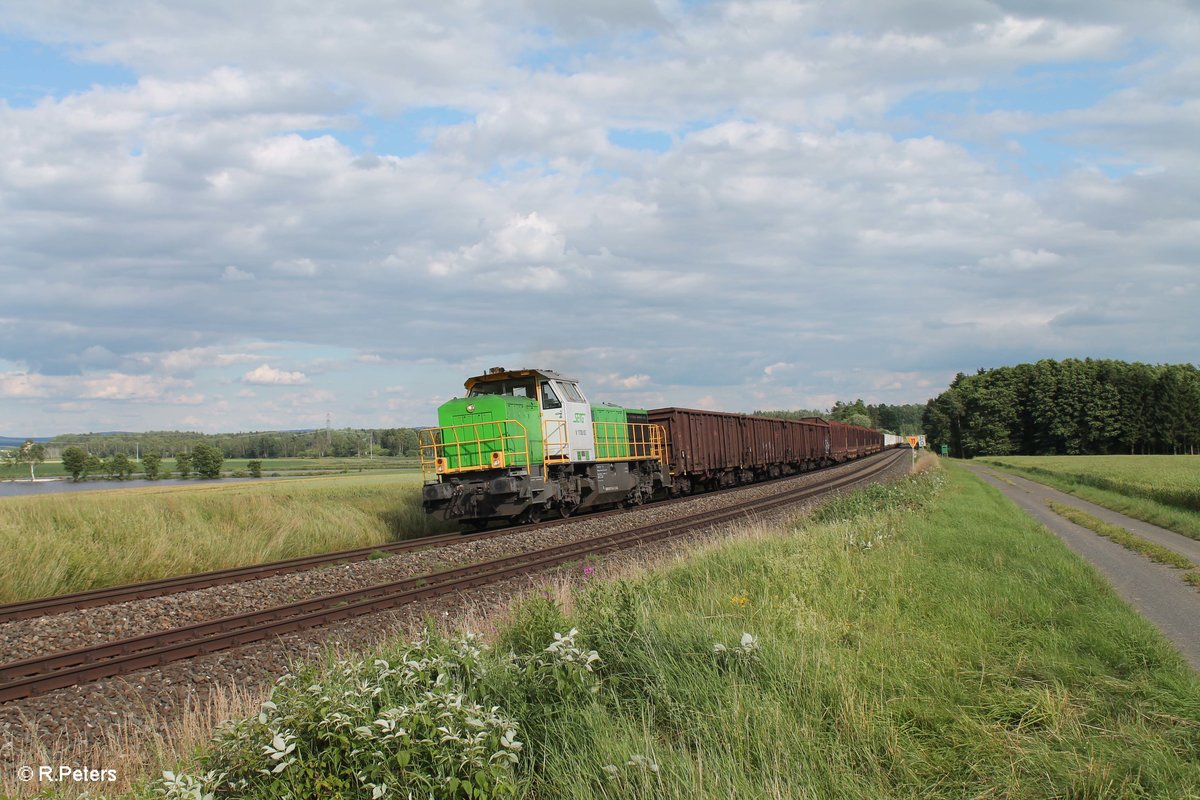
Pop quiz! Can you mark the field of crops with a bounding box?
[0,472,452,603]
[980,456,1200,511]
[979,455,1200,541]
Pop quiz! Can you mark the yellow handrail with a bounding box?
[419,420,530,483]
[593,421,667,463]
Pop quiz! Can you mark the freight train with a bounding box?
[420,367,884,529]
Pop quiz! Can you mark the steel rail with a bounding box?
[0,451,898,623]
[0,450,903,703]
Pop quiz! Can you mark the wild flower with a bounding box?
[626,753,660,773]
[583,564,596,578]
[730,593,749,607]
[160,770,221,800]
[712,632,762,664]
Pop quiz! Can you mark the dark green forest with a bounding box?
[923,359,1200,457]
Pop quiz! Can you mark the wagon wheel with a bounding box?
[558,499,577,518]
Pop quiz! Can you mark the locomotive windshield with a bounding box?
[468,378,536,399]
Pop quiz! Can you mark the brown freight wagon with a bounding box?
[823,419,884,460]
[647,408,835,494]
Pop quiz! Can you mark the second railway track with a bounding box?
[0,450,904,703]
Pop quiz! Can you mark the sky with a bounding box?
[1,1,1197,436]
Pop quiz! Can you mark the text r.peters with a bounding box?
[38,766,117,782]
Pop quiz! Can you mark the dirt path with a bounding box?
[961,462,1200,671]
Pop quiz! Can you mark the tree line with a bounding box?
[754,400,926,434]
[41,427,423,460]
[922,359,1200,457]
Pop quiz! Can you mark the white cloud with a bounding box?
[242,364,310,385]
[978,249,1064,271]
[222,265,255,281]
[271,257,319,276]
[0,1,1196,434]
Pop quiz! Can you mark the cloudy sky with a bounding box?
[1,1,1197,435]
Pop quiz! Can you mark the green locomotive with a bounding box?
[420,368,668,528]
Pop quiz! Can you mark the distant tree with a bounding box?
[61,446,88,481]
[176,451,193,478]
[6,440,46,481]
[110,453,133,480]
[846,413,872,428]
[831,399,870,423]
[192,443,224,479]
[247,459,263,478]
[142,453,162,480]
[83,454,103,479]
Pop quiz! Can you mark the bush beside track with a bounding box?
[136,459,1200,800]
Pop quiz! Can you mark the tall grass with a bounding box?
[510,464,1200,799]
[134,462,1200,800]
[0,473,455,603]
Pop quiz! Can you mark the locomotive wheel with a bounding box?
[514,506,543,525]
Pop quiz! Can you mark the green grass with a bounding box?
[1047,499,1195,570]
[980,455,1200,542]
[0,472,455,603]
[142,462,1200,800]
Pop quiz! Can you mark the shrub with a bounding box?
[157,631,528,800]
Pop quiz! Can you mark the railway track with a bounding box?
[0,449,904,703]
[0,452,894,624]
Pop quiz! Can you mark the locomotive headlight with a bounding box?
[466,404,476,413]
[490,451,504,467]
[435,457,446,474]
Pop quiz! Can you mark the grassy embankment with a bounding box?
[131,460,1200,800]
[980,455,1200,541]
[0,456,419,481]
[0,472,454,604]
